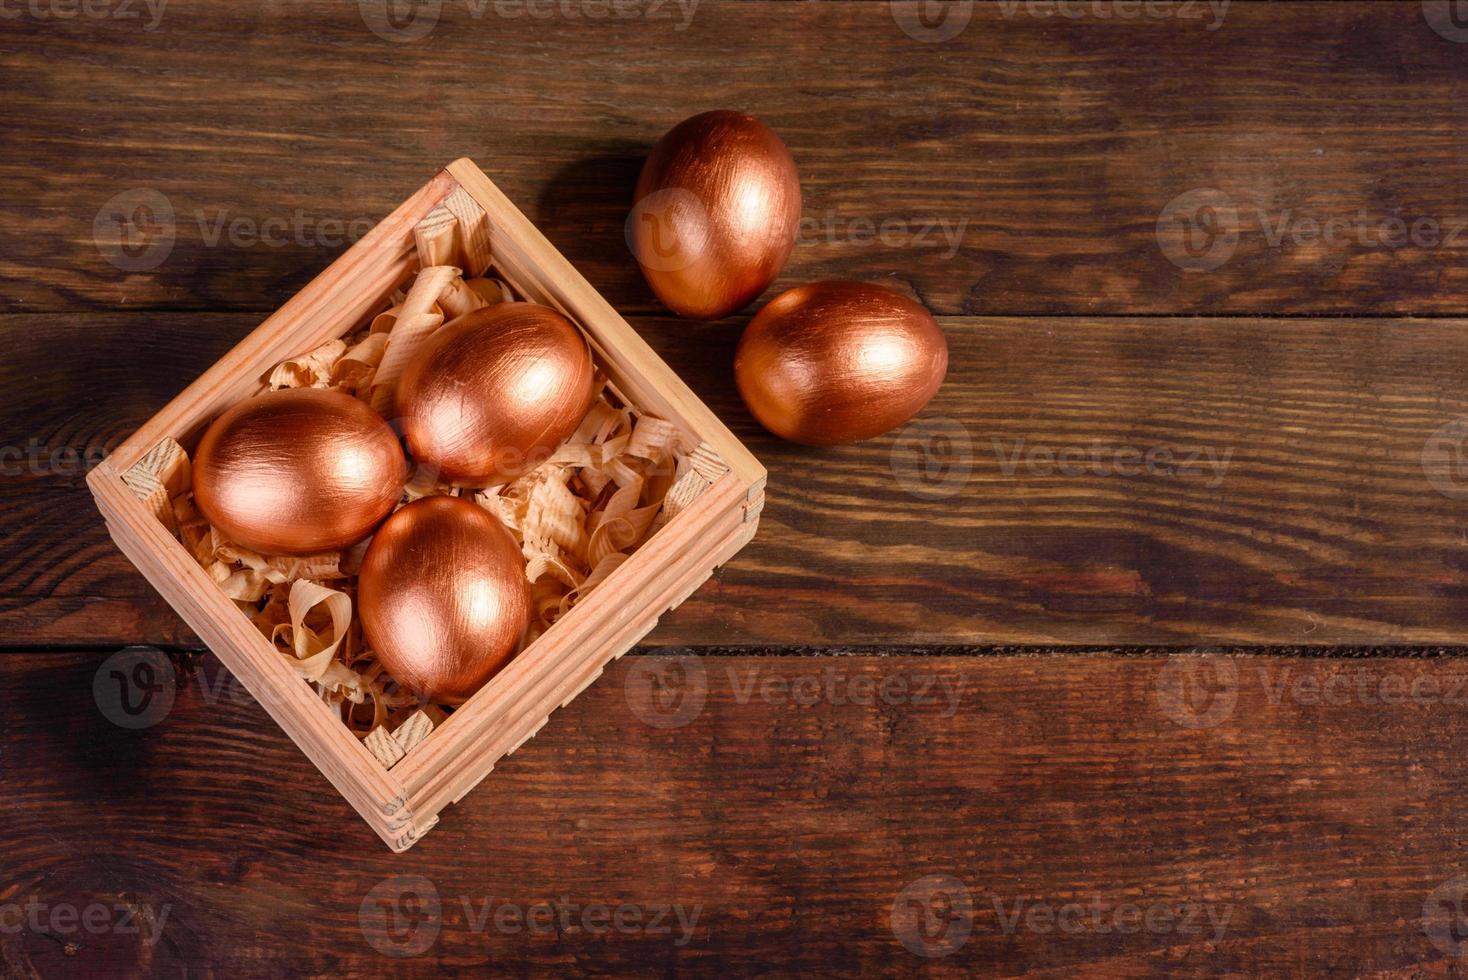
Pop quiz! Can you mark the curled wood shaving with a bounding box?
[368,265,460,414]
[332,333,388,390]
[268,339,346,390]
[441,277,504,319]
[370,304,402,335]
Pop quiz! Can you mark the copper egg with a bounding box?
[631,109,801,320]
[396,303,596,486]
[192,387,407,555]
[735,280,948,445]
[358,496,531,704]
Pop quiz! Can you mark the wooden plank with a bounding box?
[5,2,1468,317]
[13,312,1468,648]
[6,649,1468,975]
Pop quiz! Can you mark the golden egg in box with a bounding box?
[396,302,596,486]
[192,387,407,555]
[358,496,531,704]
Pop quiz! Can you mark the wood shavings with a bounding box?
[268,338,346,389]
[158,263,709,751]
[368,264,459,414]
[479,387,682,632]
[332,333,388,390]
[440,277,503,319]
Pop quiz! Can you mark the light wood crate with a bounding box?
[86,159,766,852]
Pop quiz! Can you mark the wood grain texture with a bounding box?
[4,2,1468,317]
[12,312,1468,649]
[6,649,1468,976]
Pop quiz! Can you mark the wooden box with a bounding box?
[86,159,766,851]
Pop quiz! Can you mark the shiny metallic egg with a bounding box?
[395,303,596,486]
[358,495,531,704]
[734,280,948,445]
[192,387,407,555]
[631,109,801,320]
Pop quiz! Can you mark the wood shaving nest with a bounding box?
[166,268,706,737]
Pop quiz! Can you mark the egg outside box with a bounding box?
[86,159,767,852]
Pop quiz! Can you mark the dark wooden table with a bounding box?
[7,1,1468,975]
